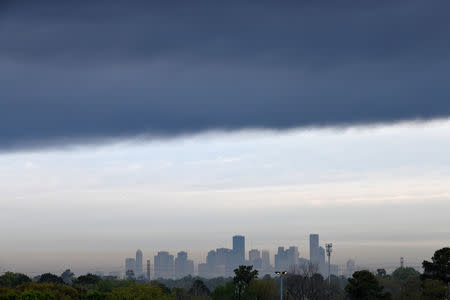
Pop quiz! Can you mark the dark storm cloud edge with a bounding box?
[1,0,450,151]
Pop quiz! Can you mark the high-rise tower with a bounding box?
[309,234,319,265]
[232,235,245,263]
[136,249,143,276]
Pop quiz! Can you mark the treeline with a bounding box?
[0,247,448,299]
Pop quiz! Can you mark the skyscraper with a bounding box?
[287,246,299,267]
[154,251,174,279]
[318,246,326,274]
[125,258,136,277]
[174,251,194,278]
[275,246,299,271]
[135,249,143,277]
[232,235,245,263]
[146,259,151,281]
[249,249,262,270]
[261,250,271,269]
[309,234,319,265]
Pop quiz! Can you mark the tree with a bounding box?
[211,282,235,300]
[110,282,172,299]
[421,279,447,300]
[188,279,211,297]
[37,274,63,285]
[376,269,387,278]
[345,270,391,300]
[150,280,171,295]
[233,265,258,300]
[75,273,101,285]
[248,277,279,300]
[422,247,450,283]
[395,276,422,300]
[391,267,419,281]
[285,262,329,300]
[0,272,31,288]
[19,290,55,300]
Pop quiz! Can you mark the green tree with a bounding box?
[376,269,387,278]
[233,266,258,300]
[211,282,235,300]
[188,279,210,297]
[422,247,450,283]
[0,273,31,288]
[248,277,279,300]
[110,283,171,300]
[19,290,55,300]
[37,274,63,285]
[14,282,79,299]
[75,273,101,286]
[421,279,446,300]
[395,276,422,300]
[150,281,171,295]
[345,270,391,300]
[391,267,419,281]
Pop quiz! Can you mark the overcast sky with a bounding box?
[1,1,449,275]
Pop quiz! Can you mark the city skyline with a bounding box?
[1,1,450,288]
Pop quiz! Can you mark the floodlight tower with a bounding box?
[275,271,287,300]
[325,243,333,284]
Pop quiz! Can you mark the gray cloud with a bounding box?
[1,0,450,150]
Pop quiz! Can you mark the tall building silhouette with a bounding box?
[146,259,151,281]
[232,235,245,264]
[125,258,136,277]
[309,234,319,266]
[275,246,299,271]
[154,251,174,279]
[249,249,262,270]
[174,251,194,278]
[135,249,143,277]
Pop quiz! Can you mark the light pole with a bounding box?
[325,243,332,284]
[275,271,287,300]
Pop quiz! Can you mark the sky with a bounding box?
[1,1,450,275]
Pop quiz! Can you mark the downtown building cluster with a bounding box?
[124,234,340,280]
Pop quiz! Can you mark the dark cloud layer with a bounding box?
[1,0,450,150]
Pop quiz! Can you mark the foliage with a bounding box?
[247,277,278,300]
[421,279,447,300]
[110,283,171,300]
[233,266,258,300]
[0,273,31,288]
[345,270,391,300]
[422,247,450,283]
[390,267,419,281]
[394,276,421,300]
[37,274,63,285]
[211,282,235,300]
[74,274,101,286]
[188,280,210,297]
[376,269,387,278]
[14,282,78,300]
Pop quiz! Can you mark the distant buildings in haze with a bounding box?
[123,233,343,279]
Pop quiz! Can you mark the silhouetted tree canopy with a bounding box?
[75,273,101,285]
[422,247,450,283]
[345,270,391,300]
[233,265,258,300]
[37,273,64,284]
[0,272,31,288]
[391,267,420,281]
[188,279,211,297]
